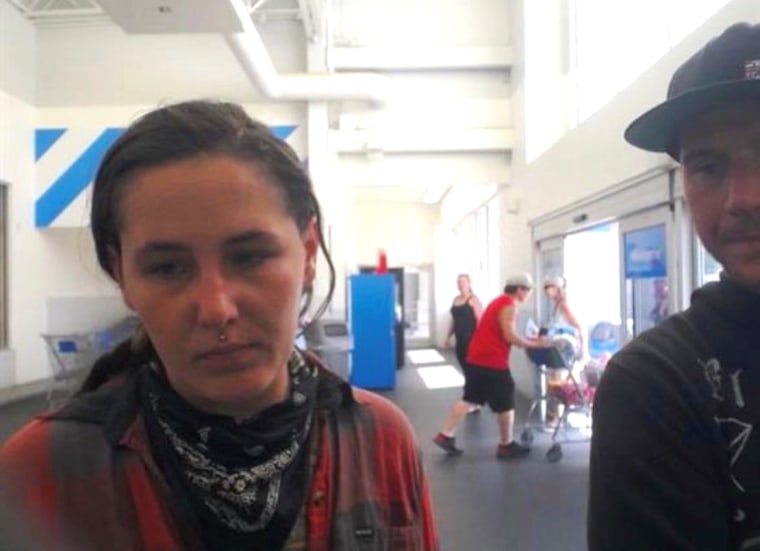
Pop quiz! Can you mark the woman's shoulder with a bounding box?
[1,376,137,470]
[1,416,53,459]
[0,392,117,464]
[351,389,418,441]
[0,416,63,487]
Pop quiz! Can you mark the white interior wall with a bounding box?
[0,1,38,385]
[350,201,438,267]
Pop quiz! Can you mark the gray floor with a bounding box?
[381,351,590,551]
[0,351,590,550]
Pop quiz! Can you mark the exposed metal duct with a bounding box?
[224,0,389,105]
[95,0,389,105]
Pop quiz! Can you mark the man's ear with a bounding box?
[303,218,319,286]
[108,247,135,310]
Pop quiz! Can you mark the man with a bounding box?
[433,273,546,459]
[588,23,760,550]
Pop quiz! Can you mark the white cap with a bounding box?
[543,275,565,289]
[505,273,534,289]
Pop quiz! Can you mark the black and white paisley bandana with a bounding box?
[139,350,317,536]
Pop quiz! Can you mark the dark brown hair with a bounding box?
[90,100,335,320]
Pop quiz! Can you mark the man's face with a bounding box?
[680,102,760,287]
[515,287,532,302]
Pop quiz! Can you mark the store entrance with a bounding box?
[562,223,622,362]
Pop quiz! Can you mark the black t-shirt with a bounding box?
[588,276,760,551]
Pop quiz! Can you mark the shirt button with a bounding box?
[312,490,325,506]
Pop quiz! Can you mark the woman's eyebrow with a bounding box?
[224,230,279,247]
[134,241,188,257]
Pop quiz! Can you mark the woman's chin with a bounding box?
[187,372,286,418]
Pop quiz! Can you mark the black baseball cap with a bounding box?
[625,22,760,159]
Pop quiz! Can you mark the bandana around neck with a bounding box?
[139,350,318,537]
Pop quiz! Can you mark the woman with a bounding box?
[445,274,483,371]
[445,274,483,412]
[542,276,584,427]
[0,101,438,551]
[543,275,584,361]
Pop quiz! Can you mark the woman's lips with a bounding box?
[194,343,256,365]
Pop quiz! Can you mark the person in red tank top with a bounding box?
[433,273,549,459]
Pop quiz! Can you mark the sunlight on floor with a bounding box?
[416,364,465,389]
[407,349,446,365]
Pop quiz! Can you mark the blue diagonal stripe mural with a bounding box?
[35,128,123,228]
[270,125,297,140]
[35,128,66,161]
[35,123,300,228]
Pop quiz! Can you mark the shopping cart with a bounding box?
[521,338,597,462]
[41,333,101,408]
[41,316,139,408]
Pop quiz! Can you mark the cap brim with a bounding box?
[624,79,760,158]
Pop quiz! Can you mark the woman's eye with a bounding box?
[229,250,271,269]
[145,261,190,279]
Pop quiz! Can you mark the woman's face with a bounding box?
[456,276,470,294]
[111,154,318,419]
[544,284,559,299]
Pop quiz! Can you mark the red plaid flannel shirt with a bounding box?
[0,366,439,551]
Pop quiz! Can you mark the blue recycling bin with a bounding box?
[348,274,396,389]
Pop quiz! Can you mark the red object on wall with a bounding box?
[375,249,388,274]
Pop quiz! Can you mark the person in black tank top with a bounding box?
[445,275,483,415]
[450,301,477,367]
[445,275,483,369]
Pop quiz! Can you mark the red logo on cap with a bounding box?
[745,59,760,80]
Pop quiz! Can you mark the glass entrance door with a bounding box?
[619,207,674,342]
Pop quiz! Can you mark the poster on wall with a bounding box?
[623,223,667,279]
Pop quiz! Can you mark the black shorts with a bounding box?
[462,365,515,413]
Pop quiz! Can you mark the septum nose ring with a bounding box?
[218,326,228,342]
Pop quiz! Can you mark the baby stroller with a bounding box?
[522,335,599,462]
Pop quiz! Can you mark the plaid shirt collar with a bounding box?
[46,349,357,452]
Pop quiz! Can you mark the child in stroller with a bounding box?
[522,333,602,462]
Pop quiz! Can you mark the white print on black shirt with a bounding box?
[729,370,746,409]
[715,417,752,492]
[701,358,723,402]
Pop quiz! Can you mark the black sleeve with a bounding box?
[587,342,731,550]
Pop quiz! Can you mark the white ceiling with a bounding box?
[5,0,301,27]
[5,0,507,205]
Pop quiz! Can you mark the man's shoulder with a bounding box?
[614,312,708,372]
[599,311,714,410]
